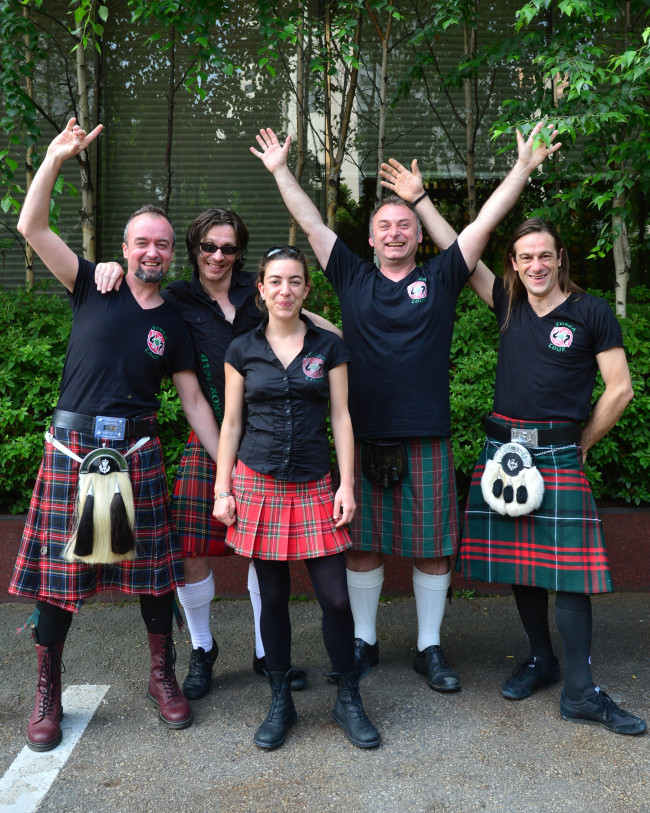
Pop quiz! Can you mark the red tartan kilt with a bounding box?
[9,422,183,613]
[171,432,230,557]
[225,461,352,560]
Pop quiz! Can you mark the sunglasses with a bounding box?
[263,245,302,259]
[199,242,239,256]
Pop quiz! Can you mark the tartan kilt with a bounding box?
[349,437,460,558]
[171,431,230,557]
[9,423,184,613]
[225,461,352,560]
[459,414,612,594]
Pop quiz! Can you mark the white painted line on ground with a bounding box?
[0,684,109,813]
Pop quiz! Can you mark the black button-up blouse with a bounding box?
[225,315,350,481]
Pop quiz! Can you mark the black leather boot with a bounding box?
[253,668,298,750]
[326,661,381,748]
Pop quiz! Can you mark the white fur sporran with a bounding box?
[481,442,544,517]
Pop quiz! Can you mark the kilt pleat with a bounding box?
[350,437,459,558]
[225,462,351,560]
[459,414,612,594]
[171,431,229,557]
[9,423,184,613]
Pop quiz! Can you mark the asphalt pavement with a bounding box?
[1,591,648,812]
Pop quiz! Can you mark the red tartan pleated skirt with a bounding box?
[171,431,230,557]
[225,461,352,560]
[459,414,612,594]
[9,423,184,613]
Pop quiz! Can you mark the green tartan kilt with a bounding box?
[459,417,612,594]
[350,436,459,558]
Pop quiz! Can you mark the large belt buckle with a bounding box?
[94,415,126,441]
[510,428,538,447]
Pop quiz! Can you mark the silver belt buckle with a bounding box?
[94,415,126,441]
[510,428,538,447]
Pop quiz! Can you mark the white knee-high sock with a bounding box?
[413,567,450,651]
[346,566,384,645]
[247,561,265,658]
[176,572,215,652]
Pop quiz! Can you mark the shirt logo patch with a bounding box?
[303,356,325,380]
[408,279,428,303]
[146,327,166,358]
[549,324,574,351]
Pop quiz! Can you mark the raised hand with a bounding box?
[517,121,561,172]
[47,118,103,164]
[250,127,291,174]
[379,158,425,203]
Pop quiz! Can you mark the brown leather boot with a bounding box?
[147,633,193,729]
[26,643,64,752]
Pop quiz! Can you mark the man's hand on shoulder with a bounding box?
[95,261,125,293]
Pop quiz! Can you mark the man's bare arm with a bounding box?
[457,123,560,272]
[380,157,495,307]
[251,128,337,269]
[17,118,103,292]
[580,346,634,462]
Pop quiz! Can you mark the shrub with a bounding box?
[1,279,649,513]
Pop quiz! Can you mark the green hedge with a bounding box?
[1,278,648,513]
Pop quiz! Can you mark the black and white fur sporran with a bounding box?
[481,442,544,517]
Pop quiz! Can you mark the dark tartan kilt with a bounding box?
[459,414,612,594]
[225,461,352,561]
[9,423,184,613]
[171,431,230,557]
[349,437,460,558]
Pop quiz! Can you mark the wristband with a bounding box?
[217,491,233,498]
[412,192,428,206]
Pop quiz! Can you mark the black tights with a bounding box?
[254,552,355,674]
[34,592,174,647]
[511,584,594,699]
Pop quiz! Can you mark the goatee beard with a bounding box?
[134,265,164,284]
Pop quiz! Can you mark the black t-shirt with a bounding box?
[492,277,624,421]
[56,257,195,417]
[163,270,261,423]
[225,315,350,481]
[325,238,469,438]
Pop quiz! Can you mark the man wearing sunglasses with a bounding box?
[96,210,338,700]
[252,123,559,693]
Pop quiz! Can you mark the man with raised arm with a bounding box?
[381,158,645,734]
[10,119,221,751]
[252,124,559,692]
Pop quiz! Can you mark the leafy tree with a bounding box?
[492,0,650,315]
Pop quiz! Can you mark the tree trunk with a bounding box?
[463,19,477,222]
[163,27,176,213]
[23,4,34,287]
[374,14,391,204]
[289,14,308,245]
[75,33,97,262]
[612,193,630,318]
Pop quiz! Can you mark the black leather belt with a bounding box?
[484,416,581,447]
[51,409,157,438]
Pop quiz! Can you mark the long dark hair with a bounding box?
[185,208,249,276]
[502,218,583,331]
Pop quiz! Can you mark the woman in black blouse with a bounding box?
[214,245,380,750]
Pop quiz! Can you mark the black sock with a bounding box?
[35,600,74,647]
[139,592,174,635]
[511,584,555,662]
[555,591,594,700]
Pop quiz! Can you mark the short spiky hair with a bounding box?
[123,205,176,246]
[185,208,249,275]
[368,194,422,239]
